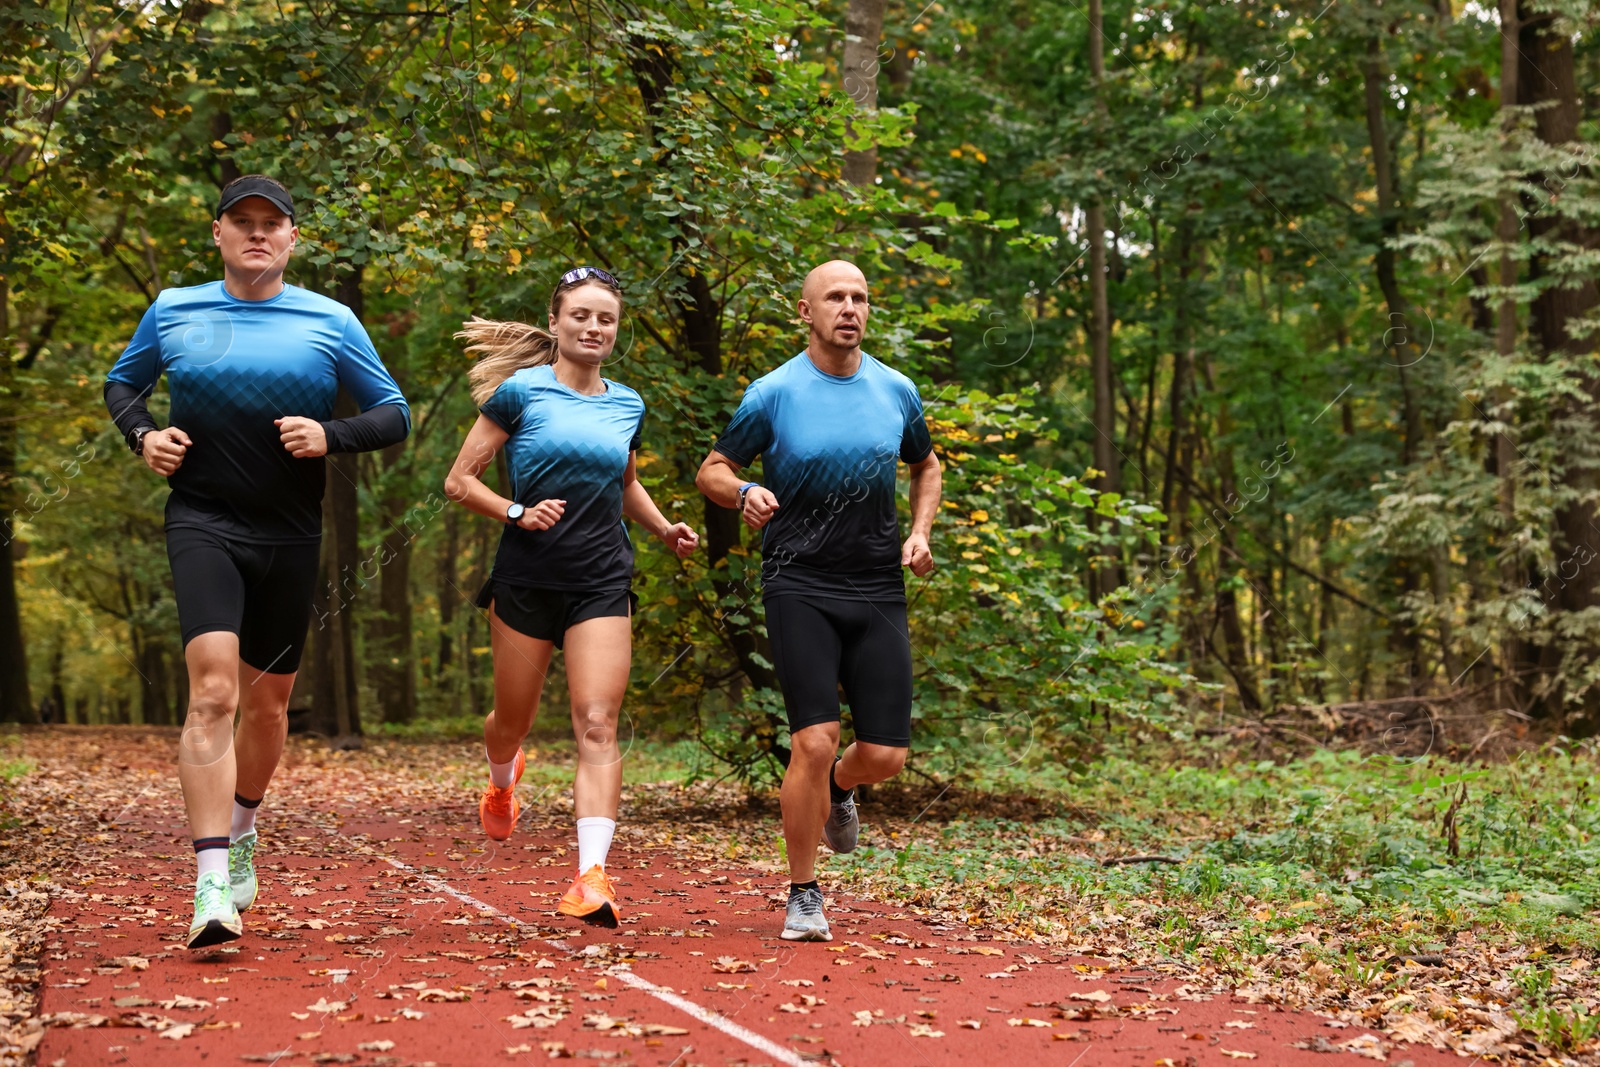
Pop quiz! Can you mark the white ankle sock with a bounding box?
[576,817,616,872]
[488,750,518,788]
[197,848,228,882]
[231,799,259,840]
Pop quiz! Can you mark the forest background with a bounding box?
[2,0,1599,780]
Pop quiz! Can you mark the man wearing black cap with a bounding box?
[104,174,411,948]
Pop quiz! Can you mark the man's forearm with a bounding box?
[908,458,941,538]
[104,379,159,447]
[697,454,748,509]
[322,403,410,453]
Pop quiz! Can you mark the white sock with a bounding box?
[197,848,228,882]
[488,750,518,788]
[576,817,616,873]
[231,799,259,840]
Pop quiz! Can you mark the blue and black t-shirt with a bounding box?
[105,281,410,544]
[713,351,933,602]
[480,364,645,592]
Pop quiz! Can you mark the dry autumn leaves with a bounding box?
[0,729,1594,1065]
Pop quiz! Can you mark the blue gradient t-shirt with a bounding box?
[714,351,933,601]
[480,365,645,592]
[106,281,409,544]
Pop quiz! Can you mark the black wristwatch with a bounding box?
[738,482,760,512]
[130,426,153,456]
[506,502,526,524]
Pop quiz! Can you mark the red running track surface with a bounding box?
[33,792,1460,1067]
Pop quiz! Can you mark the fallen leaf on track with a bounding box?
[1219,1051,1257,1060]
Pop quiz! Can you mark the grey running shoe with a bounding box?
[187,871,242,949]
[229,829,258,911]
[823,791,859,854]
[781,885,832,942]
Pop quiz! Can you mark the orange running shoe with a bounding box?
[557,865,619,927]
[478,749,527,841]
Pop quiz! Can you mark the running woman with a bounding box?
[443,267,698,928]
[103,175,411,948]
[696,259,941,942]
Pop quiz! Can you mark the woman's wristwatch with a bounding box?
[737,482,760,512]
[506,502,525,524]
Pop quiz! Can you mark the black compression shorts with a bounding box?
[476,579,635,649]
[765,594,914,748]
[166,526,321,674]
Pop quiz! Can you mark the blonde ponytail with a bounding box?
[459,317,559,404]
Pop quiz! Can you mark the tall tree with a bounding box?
[1086,0,1121,597]
[1518,0,1600,724]
[842,0,887,187]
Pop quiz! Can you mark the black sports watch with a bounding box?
[737,482,760,512]
[506,502,526,524]
[130,426,153,456]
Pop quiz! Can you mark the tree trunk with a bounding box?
[841,0,887,188]
[1160,221,1196,526]
[465,509,495,719]
[0,279,35,723]
[1201,358,1262,712]
[370,444,416,724]
[136,630,170,725]
[437,503,458,680]
[1362,32,1427,693]
[1495,0,1526,710]
[1518,2,1600,726]
[310,269,367,742]
[1086,0,1121,597]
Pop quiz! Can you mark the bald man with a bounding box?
[696,260,942,941]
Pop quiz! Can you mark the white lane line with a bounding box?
[605,969,809,1066]
[376,855,808,1067]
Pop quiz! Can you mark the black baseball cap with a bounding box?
[215,177,295,220]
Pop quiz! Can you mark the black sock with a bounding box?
[789,879,819,896]
[828,758,852,803]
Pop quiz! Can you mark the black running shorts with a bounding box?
[476,580,635,649]
[764,595,914,748]
[165,526,321,674]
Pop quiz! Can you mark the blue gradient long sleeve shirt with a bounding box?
[105,281,410,543]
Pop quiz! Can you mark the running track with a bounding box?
[26,743,1462,1066]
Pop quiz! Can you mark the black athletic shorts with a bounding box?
[165,526,321,674]
[764,594,914,748]
[476,579,635,649]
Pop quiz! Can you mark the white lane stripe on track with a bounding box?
[376,854,809,1067]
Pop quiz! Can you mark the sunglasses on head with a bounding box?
[559,266,621,289]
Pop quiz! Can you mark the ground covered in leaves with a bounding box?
[1,725,1597,1064]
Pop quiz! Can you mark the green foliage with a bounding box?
[1516,1002,1600,1054]
[827,739,1600,970]
[8,0,1600,753]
